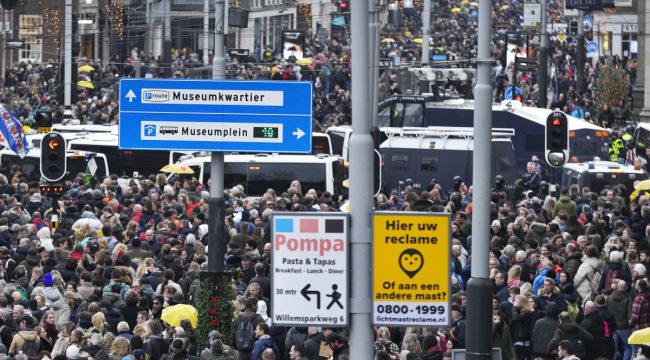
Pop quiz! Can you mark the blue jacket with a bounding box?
[251,335,278,360]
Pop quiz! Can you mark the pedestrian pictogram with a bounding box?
[326,285,344,310]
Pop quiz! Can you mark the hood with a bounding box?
[257,335,274,347]
[17,330,38,341]
[559,195,573,203]
[607,262,623,270]
[581,256,601,269]
[43,287,61,303]
[529,222,547,234]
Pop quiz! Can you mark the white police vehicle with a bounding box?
[179,153,345,197]
[560,160,648,194]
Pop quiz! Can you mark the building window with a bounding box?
[622,32,638,58]
[18,15,42,63]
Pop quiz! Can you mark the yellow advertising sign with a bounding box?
[373,212,451,326]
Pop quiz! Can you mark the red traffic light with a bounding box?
[339,1,348,9]
[551,118,562,126]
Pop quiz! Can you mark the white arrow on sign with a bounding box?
[125,89,137,103]
[292,128,305,139]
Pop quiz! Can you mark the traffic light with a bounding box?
[545,111,569,167]
[40,132,67,182]
[34,111,53,134]
[337,0,349,12]
[569,20,578,37]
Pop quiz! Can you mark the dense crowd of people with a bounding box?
[0,1,643,360]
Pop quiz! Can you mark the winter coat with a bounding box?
[581,310,616,359]
[9,330,39,354]
[546,323,593,353]
[531,317,559,357]
[510,308,534,342]
[251,335,278,360]
[303,332,329,360]
[144,335,170,360]
[539,288,568,312]
[607,290,632,329]
[50,297,70,330]
[492,322,515,360]
[573,256,601,300]
[598,261,632,291]
[553,195,577,217]
[563,253,582,278]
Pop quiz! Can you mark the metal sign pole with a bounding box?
[466,0,494,356]
[350,0,374,358]
[539,0,548,108]
[207,0,226,274]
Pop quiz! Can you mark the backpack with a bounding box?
[235,317,256,351]
[567,302,580,323]
[567,332,586,359]
[19,334,39,360]
[604,267,621,290]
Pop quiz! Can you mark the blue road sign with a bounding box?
[504,86,523,101]
[118,79,313,153]
[587,41,598,54]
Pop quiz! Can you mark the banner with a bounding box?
[0,104,29,158]
[282,31,305,60]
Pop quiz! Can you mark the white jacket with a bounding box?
[573,256,601,300]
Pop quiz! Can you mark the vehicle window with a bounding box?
[1,155,40,182]
[635,127,650,160]
[391,155,408,170]
[570,140,599,158]
[70,143,171,177]
[223,163,248,190]
[190,166,203,183]
[420,157,438,171]
[328,132,345,157]
[403,104,424,127]
[246,163,326,197]
[524,134,544,152]
[312,136,331,156]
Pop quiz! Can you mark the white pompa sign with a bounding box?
[271,213,349,327]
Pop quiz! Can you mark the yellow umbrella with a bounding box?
[160,163,195,174]
[629,327,650,345]
[161,304,198,328]
[78,65,95,73]
[469,1,479,5]
[460,0,469,4]
[500,4,510,10]
[381,38,396,43]
[295,57,313,66]
[413,38,424,44]
[451,7,462,12]
[630,179,650,201]
[76,80,94,89]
